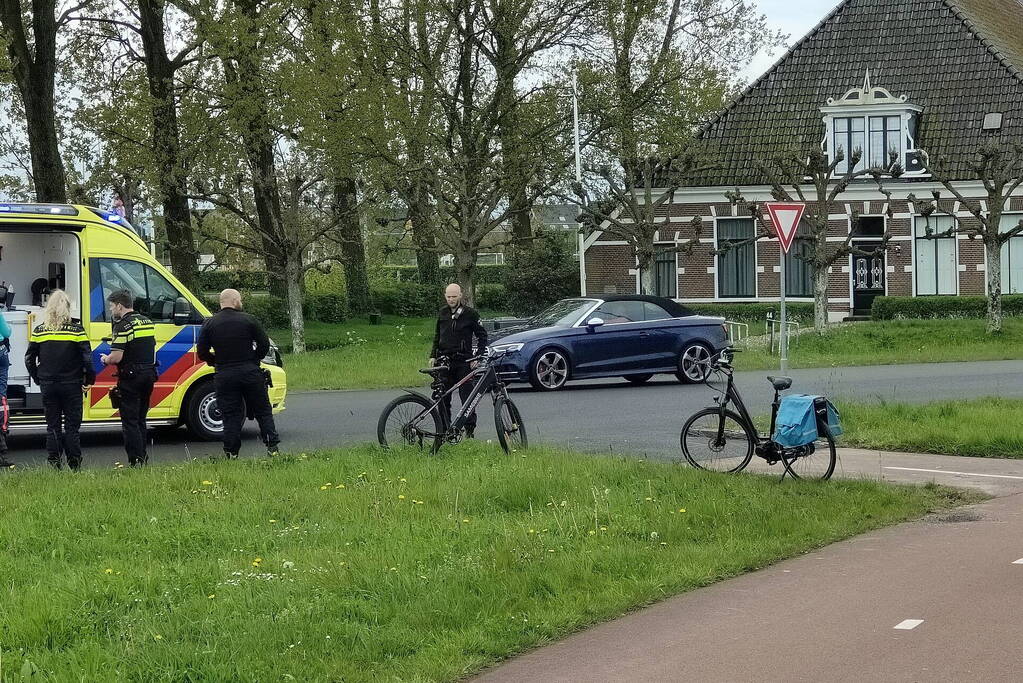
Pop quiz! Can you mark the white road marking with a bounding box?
[884,467,1023,481]
[894,619,924,630]
[1013,558,1023,565]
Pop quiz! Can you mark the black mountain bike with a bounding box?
[679,350,837,480]
[377,350,527,454]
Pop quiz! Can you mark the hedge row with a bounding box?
[204,293,349,329]
[687,302,816,325]
[368,281,511,316]
[871,295,1023,320]
[198,270,269,292]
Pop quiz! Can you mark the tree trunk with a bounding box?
[333,176,372,313]
[285,251,306,354]
[813,265,829,332]
[636,242,654,295]
[408,180,439,285]
[986,238,1003,334]
[453,251,476,307]
[2,0,68,204]
[139,0,199,294]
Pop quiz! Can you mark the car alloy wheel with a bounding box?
[533,350,569,390]
[678,343,712,383]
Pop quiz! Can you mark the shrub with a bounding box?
[242,294,290,329]
[686,302,815,326]
[306,269,347,295]
[198,270,269,292]
[503,233,580,316]
[371,281,443,317]
[475,283,510,312]
[871,295,1023,320]
[305,293,349,323]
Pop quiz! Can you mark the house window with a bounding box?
[717,218,755,298]
[1001,214,1023,295]
[833,117,865,173]
[785,230,814,297]
[915,216,957,295]
[653,248,677,298]
[869,116,902,167]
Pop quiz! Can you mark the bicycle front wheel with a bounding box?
[782,427,837,481]
[680,408,754,473]
[494,397,527,453]
[377,394,443,452]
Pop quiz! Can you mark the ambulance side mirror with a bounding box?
[173,297,193,326]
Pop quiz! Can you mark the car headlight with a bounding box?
[489,342,524,353]
[263,338,283,367]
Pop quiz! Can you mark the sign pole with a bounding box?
[779,251,788,372]
[765,201,806,375]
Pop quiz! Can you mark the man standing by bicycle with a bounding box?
[429,283,488,438]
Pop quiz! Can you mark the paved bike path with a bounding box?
[477,488,1023,682]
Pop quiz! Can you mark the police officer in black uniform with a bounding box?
[196,289,280,459]
[429,283,488,437]
[24,290,95,470]
[100,289,157,467]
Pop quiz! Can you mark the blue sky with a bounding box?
[744,0,839,80]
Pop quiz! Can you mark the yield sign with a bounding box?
[766,202,806,255]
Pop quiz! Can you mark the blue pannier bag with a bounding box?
[773,395,843,447]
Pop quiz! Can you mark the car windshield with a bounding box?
[529,299,596,327]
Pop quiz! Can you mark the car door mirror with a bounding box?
[586,317,605,330]
[173,297,193,326]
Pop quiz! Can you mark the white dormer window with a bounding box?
[820,71,925,175]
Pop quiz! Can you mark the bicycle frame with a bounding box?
[408,355,509,440]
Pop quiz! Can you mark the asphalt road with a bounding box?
[7,359,1023,469]
[476,490,1023,682]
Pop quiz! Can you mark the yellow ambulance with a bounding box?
[0,203,287,439]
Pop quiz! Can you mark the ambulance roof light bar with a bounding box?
[0,203,79,216]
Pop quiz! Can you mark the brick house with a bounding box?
[581,0,1023,321]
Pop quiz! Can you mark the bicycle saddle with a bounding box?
[767,376,792,391]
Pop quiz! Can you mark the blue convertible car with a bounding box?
[488,295,730,391]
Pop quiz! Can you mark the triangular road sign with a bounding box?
[766,202,806,255]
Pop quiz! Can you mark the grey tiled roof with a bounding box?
[688,0,1023,186]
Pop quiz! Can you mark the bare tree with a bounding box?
[754,146,901,331]
[908,141,1023,334]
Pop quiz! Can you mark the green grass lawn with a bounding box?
[837,398,1023,458]
[735,318,1023,371]
[273,318,436,391]
[0,444,973,681]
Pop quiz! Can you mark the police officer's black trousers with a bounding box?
[215,365,279,455]
[118,368,156,466]
[441,361,478,431]
[41,381,83,469]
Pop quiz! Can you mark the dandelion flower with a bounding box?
[320,485,329,490]
[528,528,535,534]
[650,532,659,540]
[104,568,113,574]
[398,495,405,500]
[208,594,216,599]
[588,530,595,536]
[202,480,213,486]
[678,508,686,513]
[336,484,345,489]
[269,519,277,524]
[600,526,608,531]
[154,634,163,640]
[644,497,652,501]
[282,561,294,570]
[462,518,470,523]
[660,542,668,546]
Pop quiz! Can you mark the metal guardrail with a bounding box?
[767,318,800,355]
[724,320,749,344]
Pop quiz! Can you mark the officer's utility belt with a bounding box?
[115,363,157,379]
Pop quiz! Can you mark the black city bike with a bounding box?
[377,350,527,454]
[679,349,837,480]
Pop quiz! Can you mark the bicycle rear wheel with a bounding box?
[680,408,754,473]
[377,394,443,452]
[494,397,527,453]
[781,427,837,481]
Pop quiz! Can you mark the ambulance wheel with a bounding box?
[185,381,223,441]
